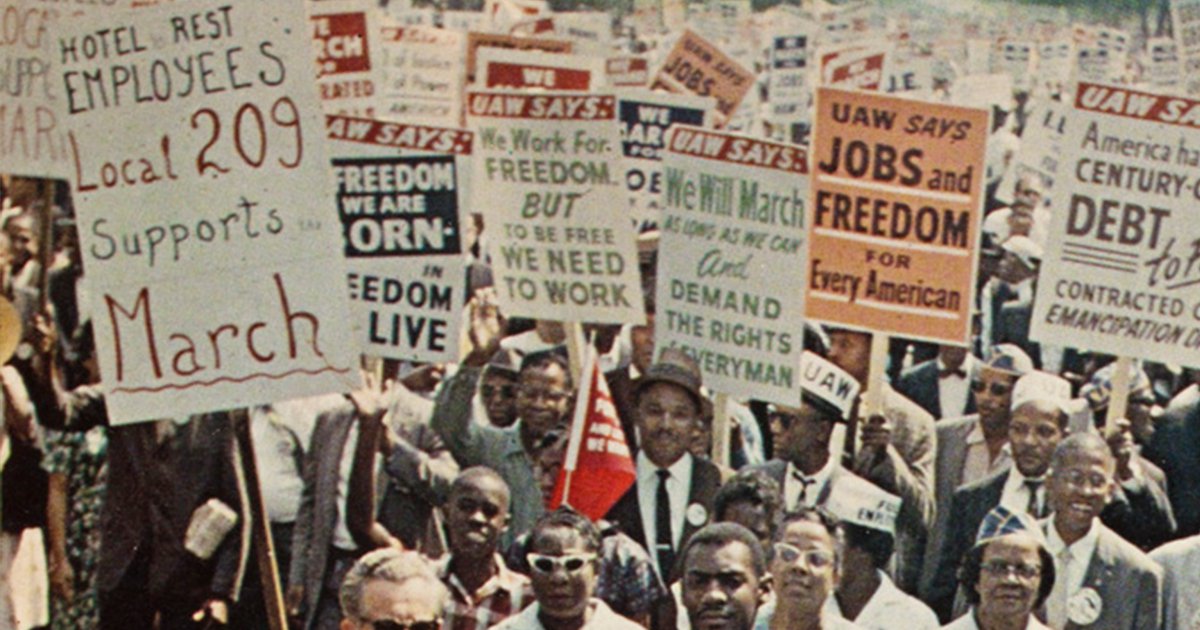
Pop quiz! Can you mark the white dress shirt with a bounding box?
[636,451,693,574]
[999,468,1047,518]
[784,458,835,512]
[1044,519,1100,629]
[961,422,1012,488]
[937,355,975,419]
[827,571,940,630]
[940,610,1051,630]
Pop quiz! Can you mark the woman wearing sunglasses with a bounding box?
[494,507,643,630]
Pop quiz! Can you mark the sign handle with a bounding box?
[863,332,891,417]
[232,411,289,630]
[1105,356,1133,433]
[712,392,730,468]
[565,322,586,386]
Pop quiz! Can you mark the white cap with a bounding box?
[798,350,861,420]
[826,476,900,535]
[1011,371,1072,412]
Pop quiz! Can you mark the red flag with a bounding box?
[550,346,636,521]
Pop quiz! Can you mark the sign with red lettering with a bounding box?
[467,91,645,324]
[1031,83,1200,366]
[465,32,571,85]
[650,30,752,129]
[806,88,988,344]
[327,115,471,363]
[658,128,809,404]
[0,1,69,178]
[57,0,359,423]
[478,48,601,91]
[308,0,384,117]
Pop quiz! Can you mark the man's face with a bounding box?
[827,331,871,384]
[534,434,568,502]
[4,217,34,267]
[768,402,831,465]
[682,541,766,630]
[516,362,572,435]
[975,535,1043,622]
[342,579,442,630]
[996,251,1034,285]
[636,381,699,468]
[1008,400,1065,478]
[938,345,968,369]
[445,476,509,560]
[1048,446,1115,534]
[1013,179,1042,212]
[1125,387,1157,445]
[528,526,596,622]
[974,367,1017,431]
[631,315,656,374]
[771,520,839,616]
[480,372,518,428]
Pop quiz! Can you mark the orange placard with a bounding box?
[806,88,989,344]
[650,30,753,128]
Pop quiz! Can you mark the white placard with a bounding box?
[58,0,359,423]
[0,2,69,178]
[658,127,808,404]
[308,0,385,117]
[467,91,645,324]
[376,23,464,127]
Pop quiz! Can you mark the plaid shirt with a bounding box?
[440,555,534,630]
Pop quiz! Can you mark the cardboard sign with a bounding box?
[820,42,889,91]
[1030,83,1200,367]
[618,90,712,230]
[657,127,808,404]
[806,88,988,344]
[1172,0,1200,95]
[1146,37,1181,91]
[377,24,464,127]
[309,0,385,117]
[768,32,811,122]
[465,32,571,84]
[650,30,752,128]
[57,0,359,423]
[606,56,650,87]
[1014,98,1067,208]
[0,2,69,178]
[327,115,470,363]
[467,91,645,324]
[478,48,601,91]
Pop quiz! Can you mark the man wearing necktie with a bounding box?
[895,344,980,421]
[604,352,722,592]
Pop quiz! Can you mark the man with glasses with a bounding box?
[755,508,863,630]
[433,296,575,545]
[1040,433,1162,630]
[922,345,1034,595]
[947,506,1054,630]
[679,522,770,630]
[928,371,1071,621]
[494,507,642,629]
[439,468,533,630]
[339,548,448,630]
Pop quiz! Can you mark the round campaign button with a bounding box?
[1067,587,1103,626]
[686,503,708,527]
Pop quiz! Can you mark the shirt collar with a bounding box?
[1045,517,1100,564]
[637,450,693,481]
[440,554,525,602]
[786,455,836,489]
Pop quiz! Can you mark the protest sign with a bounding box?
[658,127,808,404]
[1172,0,1200,95]
[478,48,602,91]
[1013,98,1066,207]
[606,56,649,87]
[467,91,645,324]
[0,2,69,177]
[58,0,358,423]
[327,115,471,363]
[768,32,811,122]
[806,88,988,344]
[820,42,889,91]
[1146,37,1181,91]
[465,32,571,85]
[376,23,464,127]
[309,0,385,117]
[1030,83,1200,367]
[650,29,752,128]
[618,90,712,230]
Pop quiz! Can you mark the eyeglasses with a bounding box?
[481,384,516,399]
[367,620,441,630]
[1055,469,1110,490]
[772,542,834,569]
[980,560,1041,579]
[970,380,1012,396]
[527,552,596,574]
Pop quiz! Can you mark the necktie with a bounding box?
[655,469,675,577]
[1024,479,1044,518]
[939,367,967,379]
[792,470,816,510]
[1047,548,1071,628]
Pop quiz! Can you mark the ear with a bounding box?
[758,572,774,606]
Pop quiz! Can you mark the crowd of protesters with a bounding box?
[4,4,1200,630]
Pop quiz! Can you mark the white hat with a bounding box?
[826,476,901,535]
[798,351,861,420]
[1010,371,1072,412]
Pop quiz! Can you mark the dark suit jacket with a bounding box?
[895,359,977,420]
[289,405,359,629]
[921,414,986,594]
[742,458,874,510]
[1052,524,1164,630]
[924,469,1008,622]
[1145,385,1200,537]
[98,413,245,604]
[604,455,722,582]
[1100,454,1176,551]
[996,299,1042,369]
